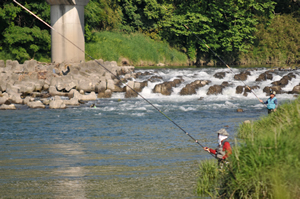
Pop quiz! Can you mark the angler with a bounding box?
[260,91,278,114]
[203,129,232,166]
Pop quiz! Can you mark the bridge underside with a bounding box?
[46,0,90,63]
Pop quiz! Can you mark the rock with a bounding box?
[23,96,35,105]
[23,60,37,72]
[213,72,226,79]
[96,81,107,93]
[180,80,210,95]
[234,71,250,81]
[263,86,282,95]
[243,120,251,124]
[153,79,184,96]
[49,85,67,96]
[73,90,97,101]
[6,83,20,94]
[243,86,260,96]
[0,104,16,110]
[207,85,223,95]
[125,81,138,98]
[291,85,300,94]
[271,73,296,87]
[49,96,66,109]
[63,98,80,106]
[255,72,273,81]
[9,93,23,104]
[0,79,6,92]
[198,97,204,100]
[148,75,163,82]
[0,95,9,105]
[237,109,243,112]
[0,60,4,68]
[27,101,45,109]
[41,99,50,105]
[221,81,230,87]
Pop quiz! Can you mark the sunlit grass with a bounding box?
[85,31,188,66]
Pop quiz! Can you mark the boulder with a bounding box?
[125,81,138,98]
[0,104,16,110]
[0,95,9,105]
[23,96,35,105]
[63,98,80,106]
[9,93,23,104]
[153,79,184,96]
[237,109,243,112]
[49,86,67,96]
[291,85,300,94]
[243,120,251,124]
[98,89,113,98]
[263,86,282,95]
[148,75,163,82]
[6,83,20,94]
[180,80,210,95]
[0,60,4,68]
[255,72,273,81]
[271,73,296,87]
[236,86,244,94]
[243,86,260,96]
[213,72,226,79]
[73,90,97,101]
[95,81,107,93]
[27,101,45,109]
[234,71,250,81]
[207,85,223,95]
[23,60,37,72]
[49,96,66,109]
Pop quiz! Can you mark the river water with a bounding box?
[0,67,299,198]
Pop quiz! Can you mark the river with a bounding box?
[0,67,298,198]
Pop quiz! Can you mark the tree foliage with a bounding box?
[1,0,298,65]
[0,0,51,62]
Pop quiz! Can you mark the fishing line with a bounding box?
[183,24,267,107]
[13,0,211,151]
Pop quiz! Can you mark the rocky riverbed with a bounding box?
[0,60,300,110]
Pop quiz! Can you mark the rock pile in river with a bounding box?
[0,59,135,110]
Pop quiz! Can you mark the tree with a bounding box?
[159,0,276,65]
[0,0,51,62]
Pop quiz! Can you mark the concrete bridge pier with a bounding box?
[46,0,90,63]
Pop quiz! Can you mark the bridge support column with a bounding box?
[46,0,90,63]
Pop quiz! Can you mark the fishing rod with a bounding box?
[13,0,212,153]
[183,24,267,107]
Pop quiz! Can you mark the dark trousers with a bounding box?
[268,109,274,114]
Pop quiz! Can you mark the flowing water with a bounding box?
[0,67,299,198]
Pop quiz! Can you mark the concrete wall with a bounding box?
[46,0,90,63]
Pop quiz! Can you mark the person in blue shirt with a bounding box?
[260,91,278,114]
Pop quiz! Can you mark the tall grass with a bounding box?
[85,31,188,66]
[197,96,300,198]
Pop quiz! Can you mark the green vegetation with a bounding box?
[1,0,300,65]
[239,14,300,65]
[197,97,300,198]
[86,31,187,66]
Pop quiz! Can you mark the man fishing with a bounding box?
[203,129,232,165]
[259,91,278,114]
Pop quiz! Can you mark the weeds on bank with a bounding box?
[85,31,188,66]
[197,96,300,198]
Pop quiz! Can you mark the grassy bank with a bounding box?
[85,31,188,66]
[197,96,300,198]
[239,14,300,65]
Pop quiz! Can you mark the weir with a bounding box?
[46,0,90,63]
